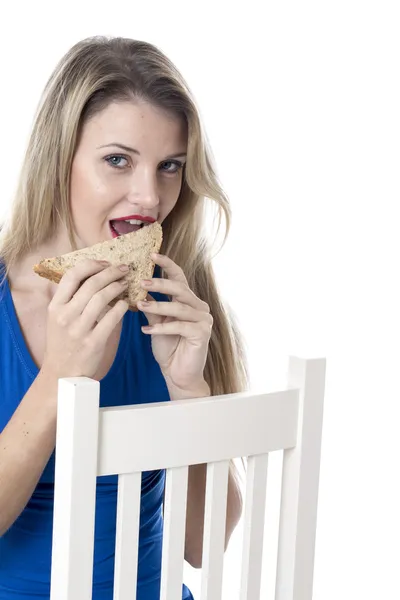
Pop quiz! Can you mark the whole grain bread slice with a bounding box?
[33,222,163,311]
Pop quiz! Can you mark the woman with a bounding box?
[0,36,248,599]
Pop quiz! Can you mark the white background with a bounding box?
[1,1,399,598]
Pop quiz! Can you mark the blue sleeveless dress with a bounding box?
[0,271,194,599]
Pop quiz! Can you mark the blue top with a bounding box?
[0,270,194,600]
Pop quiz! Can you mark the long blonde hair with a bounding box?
[0,37,248,470]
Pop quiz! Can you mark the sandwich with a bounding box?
[33,221,163,311]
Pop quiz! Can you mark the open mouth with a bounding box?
[109,219,149,238]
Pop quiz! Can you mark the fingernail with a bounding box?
[142,325,153,332]
[141,279,152,287]
[98,260,110,266]
[119,264,129,272]
[121,279,129,287]
[138,300,150,306]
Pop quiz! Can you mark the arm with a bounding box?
[0,260,130,536]
[168,381,243,569]
[138,254,244,567]
[184,461,243,569]
[0,370,58,536]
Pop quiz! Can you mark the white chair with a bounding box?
[50,355,326,600]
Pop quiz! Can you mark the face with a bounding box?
[69,100,188,248]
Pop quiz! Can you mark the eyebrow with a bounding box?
[97,143,187,160]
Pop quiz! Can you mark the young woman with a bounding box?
[0,36,248,599]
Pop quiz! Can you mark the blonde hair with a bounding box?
[0,36,248,477]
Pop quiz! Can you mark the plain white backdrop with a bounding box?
[0,1,399,598]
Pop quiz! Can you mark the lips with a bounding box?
[109,215,156,238]
[112,214,156,223]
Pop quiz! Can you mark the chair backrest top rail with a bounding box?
[94,387,300,476]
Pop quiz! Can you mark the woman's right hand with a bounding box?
[41,260,130,380]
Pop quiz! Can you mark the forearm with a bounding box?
[0,369,58,535]
[167,380,243,568]
[185,461,243,568]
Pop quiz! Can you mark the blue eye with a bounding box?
[160,160,184,174]
[105,155,129,168]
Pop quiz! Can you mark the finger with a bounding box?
[137,299,212,325]
[138,293,164,327]
[150,253,188,285]
[74,279,129,332]
[141,320,212,340]
[91,300,129,344]
[66,264,129,318]
[52,259,110,306]
[140,308,163,328]
[141,278,209,312]
[95,304,112,324]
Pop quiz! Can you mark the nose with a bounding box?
[126,170,159,210]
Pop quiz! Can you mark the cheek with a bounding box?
[161,178,182,215]
[70,162,113,216]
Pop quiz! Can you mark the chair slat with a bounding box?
[200,460,230,600]
[240,453,269,600]
[50,378,100,600]
[113,472,142,600]
[160,466,189,600]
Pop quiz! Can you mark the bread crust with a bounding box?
[33,222,163,311]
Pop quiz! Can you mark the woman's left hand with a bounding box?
[137,253,213,397]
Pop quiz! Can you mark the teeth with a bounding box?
[125,219,143,225]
